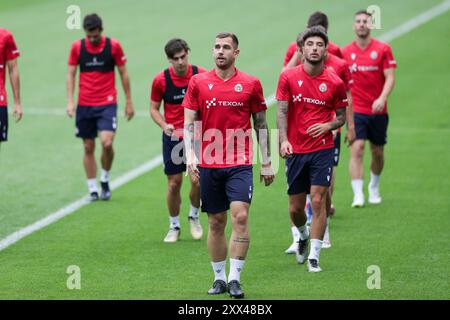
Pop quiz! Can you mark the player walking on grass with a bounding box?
[342,10,396,208]
[0,28,23,147]
[276,27,347,272]
[150,38,207,243]
[183,33,274,298]
[283,26,355,253]
[66,14,134,201]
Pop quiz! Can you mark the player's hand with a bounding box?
[66,102,76,118]
[371,97,386,114]
[125,101,135,121]
[332,129,338,139]
[12,103,23,123]
[186,155,200,183]
[280,140,293,158]
[163,124,175,136]
[307,122,331,138]
[260,163,275,186]
[344,126,356,147]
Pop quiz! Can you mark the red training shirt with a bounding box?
[341,38,396,115]
[68,36,126,106]
[182,68,267,168]
[276,65,348,154]
[0,28,20,107]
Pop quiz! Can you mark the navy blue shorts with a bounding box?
[333,132,341,167]
[162,133,186,175]
[354,112,389,146]
[285,148,334,195]
[199,165,253,213]
[0,107,8,142]
[75,104,117,139]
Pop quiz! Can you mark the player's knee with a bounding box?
[289,203,304,216]
[101,139,114,151]
[209,218,226,234]
[310,193,326,210]
[233,211,248,227]
[167,179,182,194]
[371,147,384,161]
[83,142,95,155]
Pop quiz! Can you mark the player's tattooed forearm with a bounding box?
[252,111,271,161]
[277,101,289,142]
[329,107,346,131]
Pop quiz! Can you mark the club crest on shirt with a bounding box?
[298,80,303,87]
[351,53,356,60]
[370,51,378,59]
[319,83,327,93]
[234,83,243,92]
[208,83,214,91]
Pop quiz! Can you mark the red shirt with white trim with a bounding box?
[276,65,348,154]
[68,36,126,106]
[151,64,207,135]
[283,40,343,67]
[182,68,267,168]
[0,28,20,107]
[342,38,396,115]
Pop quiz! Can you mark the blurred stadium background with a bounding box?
[0,0,449,299]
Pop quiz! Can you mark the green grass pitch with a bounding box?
[0,0,449,299]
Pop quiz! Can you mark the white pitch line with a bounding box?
[1,2,449,252]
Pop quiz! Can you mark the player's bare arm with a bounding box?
[344,91,356,146]
[372,68,395,113]
[184,108,199,182]
[252,110,274,186]
[150,100,174,136]
[277,100,293,158]
[7,58,22,122]
[118,64,134,121]
[307,107,346,138]
[66,65,77,118]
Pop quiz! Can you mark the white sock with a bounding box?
[188,205,200,219]
[100,169,110,183]
[169,215,180,229]
[323,219,330,243]
[211,260,227,282]
[298,224,309,241]
[351,179,364,196]
[228,258,245,283]
[308,239,323,262]
[369,172,380,189]
[87,178,98,193]
[291,225,300,241]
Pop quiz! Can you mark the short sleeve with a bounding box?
[68,41,79,66]
[341,63,353,90]
[276,71,290,102]
[382,45,396,70]
[112,40,127,66]
[283,43,296,67]
[333,80,349,109]
[5,33,20,61]
[150,74,165,103]
[182,76,199,111]
[250,78,267,113]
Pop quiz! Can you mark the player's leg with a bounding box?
[350,113,369,208]
[225,166,253,299]
[367,114,388,204]
[99,130,115,200]
[188,174,203,240]
[308,185,328,272]
[207,211,228,295]
[289,193,310,264]
[285,154,310,256]
[200,167,229,295]
[163,173,183,243]
[228,200,250,298]
[76,106,99,200]
[97,105,117,200]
